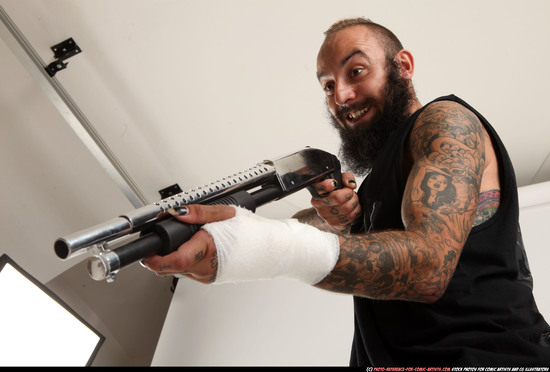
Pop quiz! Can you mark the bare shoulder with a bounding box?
[409,100,485,160]
[417,99,480,123]
[404,99,486,217]
[410,99,500,192]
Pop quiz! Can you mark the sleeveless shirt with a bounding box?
[349,95,550,366]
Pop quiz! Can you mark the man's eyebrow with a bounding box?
[317,49,369,81]
[342,49,368,67]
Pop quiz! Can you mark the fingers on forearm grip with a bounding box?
[202,206,340,285]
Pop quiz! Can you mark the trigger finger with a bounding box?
[314,178,339,196]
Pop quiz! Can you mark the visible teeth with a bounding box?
[348,107,369,120]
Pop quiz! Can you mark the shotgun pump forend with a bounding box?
[54,147,342,282]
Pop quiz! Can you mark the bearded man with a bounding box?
[143,18,550,366]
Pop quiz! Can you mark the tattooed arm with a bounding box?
[311,101,487,303]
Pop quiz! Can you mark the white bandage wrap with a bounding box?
[202,206,340,285]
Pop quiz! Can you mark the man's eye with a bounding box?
[323,84,334,95]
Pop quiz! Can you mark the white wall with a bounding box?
[152,279,354,366]
[518,181,550,321]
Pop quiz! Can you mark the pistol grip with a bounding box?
[307,172,343,200]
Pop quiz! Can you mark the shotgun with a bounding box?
[54,147,342,282]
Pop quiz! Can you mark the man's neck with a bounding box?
[407,96,422,116]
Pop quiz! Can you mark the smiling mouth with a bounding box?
[346,106,370,122]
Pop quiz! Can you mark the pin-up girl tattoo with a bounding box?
[419,170,457,211]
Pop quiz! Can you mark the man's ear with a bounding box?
[396,49,414,80]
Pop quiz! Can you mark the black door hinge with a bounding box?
[159,184,183,199]
[46,38,82,77]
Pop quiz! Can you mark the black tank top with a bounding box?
[350,95,550,366]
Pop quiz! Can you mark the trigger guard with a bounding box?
[307,185,323,200]
[306,178,341,200]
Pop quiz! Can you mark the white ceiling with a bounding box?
[1,0,549,297]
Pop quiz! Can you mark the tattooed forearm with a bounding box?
[293,208,325,227]
[292,207,350,233]
[315,229,460,303]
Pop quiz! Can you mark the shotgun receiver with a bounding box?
[54,147,342,282]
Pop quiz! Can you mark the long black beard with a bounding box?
[327,62,415,176]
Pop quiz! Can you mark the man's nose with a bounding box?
[334,82,356,107]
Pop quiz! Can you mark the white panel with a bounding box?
[152,279,353,366]
[519,181,550,321]
[0,260,101,366]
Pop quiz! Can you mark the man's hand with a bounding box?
[140,204,236,284]
[310,172,361,231]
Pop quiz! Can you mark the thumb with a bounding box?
[341,172,357,189]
